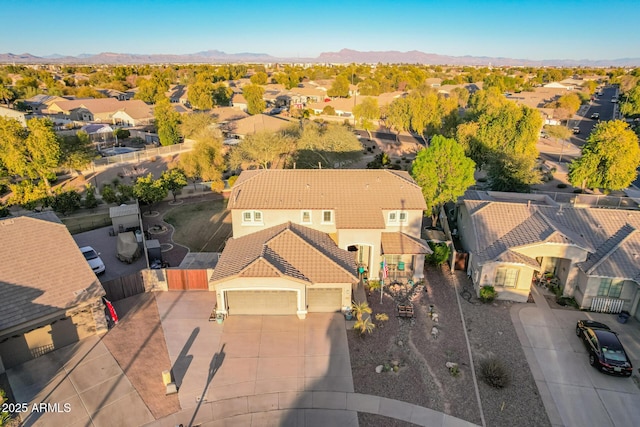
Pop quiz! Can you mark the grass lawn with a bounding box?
[163,199,231,252]
[61,212,112,234]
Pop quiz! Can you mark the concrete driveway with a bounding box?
[155,291,354,415]
[74,226,147,282]
[516,287,640,427]
[6,335,153,427]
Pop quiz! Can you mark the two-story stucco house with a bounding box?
[457,191,640,321]
[210,169,431,318]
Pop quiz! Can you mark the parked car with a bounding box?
[80,246,106,275]
[575,320,633,377]
[591,112,600,120]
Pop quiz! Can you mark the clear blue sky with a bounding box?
[2,0,638,60]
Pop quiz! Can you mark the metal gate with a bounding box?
[166,269,209,290]
[590,297,624,314]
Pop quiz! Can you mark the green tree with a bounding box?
[212,83,233,106]
[250,71,268,85]
[294,123,362,168]
[113,127,130,140]
[161,168,188,202]
[229,131,291,170]
[178,130,226,191]
[620,84,640,116]
[327,75,350,98]
[242,84,266,115]
[59,131,95,173]
[133,173,168,213]
[154,99,181,146]
[411,135,475,224]
[180,112,216,139]
[52,190,82,216]
[568,120,640,191]
[188,79,215,110]
[543,124,573,162]
[353,97,379,138]
[0,117,61,197]
[462,90,542,191]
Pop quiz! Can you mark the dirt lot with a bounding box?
[348,266,549,427]
[162,198,231,252]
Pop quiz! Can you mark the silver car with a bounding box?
[80,246,106,275]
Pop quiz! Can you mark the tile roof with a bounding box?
[464,194,640,280]
[229,170,426,230]
[381,233,433,254]
[210,222,357,284]
[0,217,105,333]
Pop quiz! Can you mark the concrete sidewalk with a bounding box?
[143,391,479,427]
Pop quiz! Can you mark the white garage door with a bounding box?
[307,288,342,312]
[226,290,297,315]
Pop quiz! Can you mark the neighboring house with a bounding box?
[227,169,431,287]
[0,105,31,126]
[210,222,358,319]
[231,93,248,112]
[167,84,189,105]
[22,94,67,113]
[457,191,640,321]
[97,89,129,101]
[543,82,575,90]
[0,214,107,372]
[46,98,153,125]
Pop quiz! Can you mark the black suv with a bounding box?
[576,320,633,377]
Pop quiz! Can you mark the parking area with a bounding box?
[518,287,640,427]
[155,292,354,410]
[73,226,146,282]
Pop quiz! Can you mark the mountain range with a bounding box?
[0,48,638,66]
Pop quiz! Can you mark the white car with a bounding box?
[80,246,106,275]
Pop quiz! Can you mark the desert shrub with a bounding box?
[375,313,389,322]
[227,175,239,187]
[479,285,497,303]
[426,242,450,266]
[52,190,81,216]
[83,185,98,209]
[116,184,134,204]
[101,185,117,204]
[557,183,568,189]
[573,189,583,194]
[480,357,510,388]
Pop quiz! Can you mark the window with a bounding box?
[387,210,408,225]
[241,210,263,225]
[597,278,623,298]
[495,268,519,288]
[301,210,311,224]
[322,210,333,224]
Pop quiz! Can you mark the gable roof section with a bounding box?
[210,222,357,284]
[230,170,426,229]
[381,232,433,255]
[0,217,105,333]
[580,224,640,280]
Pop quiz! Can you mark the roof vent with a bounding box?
[306,184,310,189]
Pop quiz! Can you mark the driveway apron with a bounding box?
[514,286,640,427]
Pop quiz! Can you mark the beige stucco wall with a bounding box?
[473,262,535,302]
[380,210,423,237]
[574,272,639,312]
[456,204,478,253]
[231,209,337,238]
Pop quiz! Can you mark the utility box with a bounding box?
[146,239,162,264]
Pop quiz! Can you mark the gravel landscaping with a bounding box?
[347,265,550,427]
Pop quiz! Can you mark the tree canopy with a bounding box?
[133,173,168,212]
[411,135,475,222]
[242,84,266,115]
[161,168,188,202]
[293,122,363,169]
[228,131,292,170]
[154,99,181,146]
[352,97,380,138]
[568,120,640,191]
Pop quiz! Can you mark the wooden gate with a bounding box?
[101,271,145,301]
[166,269,209,290]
